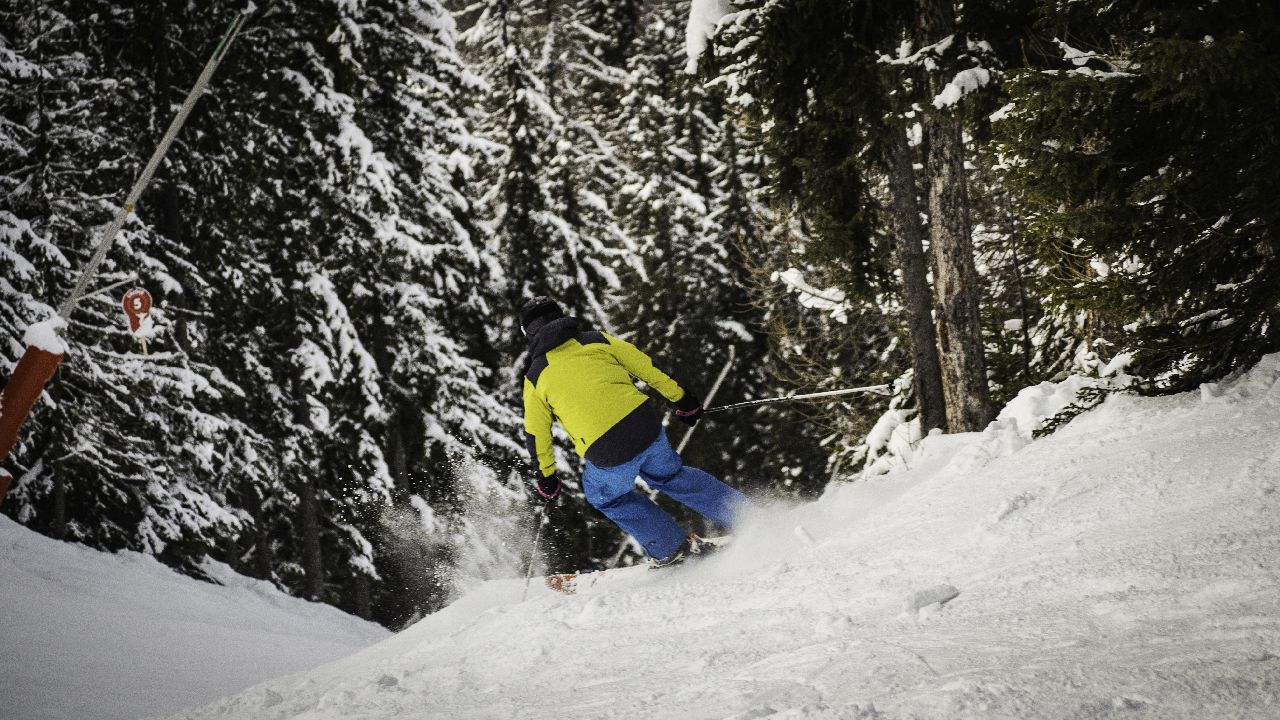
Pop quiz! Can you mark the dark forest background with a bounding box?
[2,0,1275,627]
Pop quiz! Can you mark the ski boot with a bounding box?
[648,533,717,570]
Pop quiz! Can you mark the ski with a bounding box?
[544,535,729,595]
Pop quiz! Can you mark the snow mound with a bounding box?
[942,373,1096,475]
[1200,352,1280,404]
[0,517,387,720]
[164,355,1280,719]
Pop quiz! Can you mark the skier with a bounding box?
[519,296,749,567]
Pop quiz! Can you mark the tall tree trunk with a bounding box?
[387,419,408,490]
[354,573,372,620]
[886,130,948,434]
[917,0,994,432]
[299,477,324,601]
[247,484,273,580]
[52,470,67,540]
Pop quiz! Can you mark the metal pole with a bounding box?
[521,504,547,601]
[704,383,892,415]
[69,275,139,306]
[675,345,735,455]
[57,10,250,320]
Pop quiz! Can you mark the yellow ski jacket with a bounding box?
[522,317,687,476]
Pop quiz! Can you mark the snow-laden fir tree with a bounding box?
[994,0,1280,393]
[187,0,521,622]
[698,0,1067,445]
[152,0,395,612]
[335,0,525,621]
[613,0,827,504]
[0,1,248,566]
[458,0,650,574]
[460,0,633,333]
[698,0,951,443]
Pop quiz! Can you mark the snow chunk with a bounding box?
[23,317,67,355]
[716,319,754,343]
[932,67,991,109]
[989,102,1016,122]
[904,584,960,614]
[685,0,733,74]
[774,267,851,323]
[1100,352,1133,378]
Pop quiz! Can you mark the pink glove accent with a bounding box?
[675,405,703,417]
[534,475,561,500]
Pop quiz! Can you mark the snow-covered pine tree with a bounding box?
[694,0,939,471]
[461,0,631,332]
[331,0,524,622]
[698,0,945,447]
[0,1,247,566]
[459,0,649,575]
[967,148,1101,403]
[178,0,521,622]
[163,1,399,609]
[611,0,827,507]
[995,1,1280,392]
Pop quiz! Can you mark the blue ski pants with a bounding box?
[582,429,749,561]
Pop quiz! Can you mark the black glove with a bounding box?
[532,472,562,504]
[674,391,704,427]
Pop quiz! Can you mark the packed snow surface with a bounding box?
[0,519,388,720]
[163,354,1280,719]
[6,356,1278,719]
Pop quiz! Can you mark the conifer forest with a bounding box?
[2,0,1277,631]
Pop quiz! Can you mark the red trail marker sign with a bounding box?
[123,288,154,355]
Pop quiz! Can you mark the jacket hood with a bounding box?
[526,316,582,357]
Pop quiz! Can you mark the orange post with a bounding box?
[0,345,65,506]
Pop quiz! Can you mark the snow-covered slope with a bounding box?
[164,354,1280,719]
[0,519,388,720]
[167,356,1280,719]
[25,355,1280,720]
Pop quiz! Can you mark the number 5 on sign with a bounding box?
[122,288,153,356]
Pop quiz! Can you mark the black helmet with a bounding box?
[519,296,564,337]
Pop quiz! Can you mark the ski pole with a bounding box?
[675,345,735,455]
[521,504,548,601]
[704,384,892,415]
[57,9,250,320]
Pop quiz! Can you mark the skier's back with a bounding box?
[519,297,749,565]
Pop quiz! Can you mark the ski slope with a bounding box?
[4,356,1277,720]
[0,519,388,720]
[160,354,1280,719]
